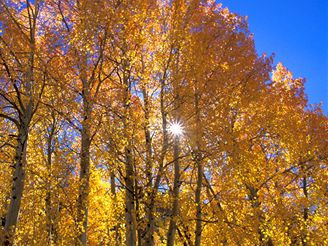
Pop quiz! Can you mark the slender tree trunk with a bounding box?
[195,153,203,246]
[136,179,142,246]
[145,75,169,245]
[77,117,91,246]
[125,145,136,246]
[45,156,53,245]
[4,118,30,245]
[3,14,36,241]
[246,185,273,246]
[301,174,308,246]
[110,165,121,245]
[76,55,92,246]
[122,62,136,246]
[45,130,53,244]
[167,135,180,246]
[167,46,182,245]
[194,92,203,246]
[142,86,155,245]
[110,169,116,195]
[45,115,57,245]
[194,153,202,246]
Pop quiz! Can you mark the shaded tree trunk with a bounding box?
[76,54,92,246]
[125,145,136,246]
[110,169,116,195]
[194,157,203,246]
[301,174,308,246]
[45,115,57,245]
[4,115,31,245]
[76,112,91,246]
[194,92,203,246]
[167,135,181,246]
[246,185,273,246]
[109,164,121,245]
[167,47,181,246]
[122,61,136,246]
[144,59,171,246]
[3,11,37,240]
[142,85,154,245]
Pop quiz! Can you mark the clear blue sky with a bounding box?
[220,0,328,113]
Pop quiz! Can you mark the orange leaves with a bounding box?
[271,62,306,106]
[0,0,327,245]
[272,62,294,88]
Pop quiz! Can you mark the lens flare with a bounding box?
[168,121,184,136]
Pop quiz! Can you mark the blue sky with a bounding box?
[220,0,328,113]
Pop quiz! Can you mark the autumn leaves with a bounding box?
[0,0,327,245]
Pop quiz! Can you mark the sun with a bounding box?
[168,121,184,136]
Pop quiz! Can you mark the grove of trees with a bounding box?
[0,0,327,245]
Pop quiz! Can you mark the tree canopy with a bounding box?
[0,0,327,245]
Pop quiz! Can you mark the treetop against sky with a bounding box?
[221,0,327,113]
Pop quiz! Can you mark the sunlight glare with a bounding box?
[168,121,184,136]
